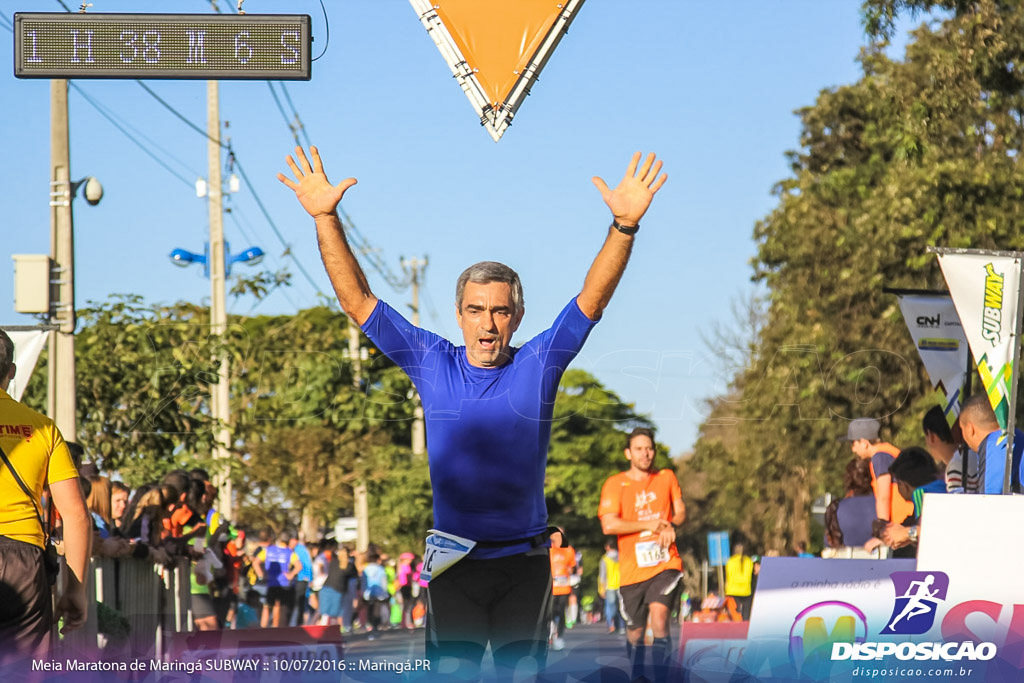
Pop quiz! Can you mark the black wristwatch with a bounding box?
[611,219,639,235]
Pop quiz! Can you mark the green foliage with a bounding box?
[688,0,1024,553]
[36,293,656,561]
[546,369,660,553]
[58,295,223,484]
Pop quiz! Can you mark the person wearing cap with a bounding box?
[279,145,666,678]
[958,394,1024,495]
[840,418,914,529]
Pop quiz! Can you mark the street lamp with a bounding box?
[167,239,263,521]
[167,242,264,279]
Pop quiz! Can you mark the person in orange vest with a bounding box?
[839,418,914,537]
[599,427,685,683]
[548,528,576,652]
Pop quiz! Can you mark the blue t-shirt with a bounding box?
[835,495,875,547]
[294,543,314,583]
[362,563,389,601]
[263,544,294,588]
[362,296,597,558]
[979,428,1024,495]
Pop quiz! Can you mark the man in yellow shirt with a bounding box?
[724,537,754,621]
[598,538,623,633]
[0,330,91,663]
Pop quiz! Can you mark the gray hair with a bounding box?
[0,330,13,384]
[455,261,524,316]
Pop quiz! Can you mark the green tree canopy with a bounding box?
[687,0,1024,553]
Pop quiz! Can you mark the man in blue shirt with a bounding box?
[958,394,1024,495]
[279,145,666,678]
[289,532,314,626]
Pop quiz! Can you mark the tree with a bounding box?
[23,295,224,484]
[687,0,1024,553]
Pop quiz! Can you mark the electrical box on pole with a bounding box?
[12,254,52,314]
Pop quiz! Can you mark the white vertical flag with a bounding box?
[896,295,969,426]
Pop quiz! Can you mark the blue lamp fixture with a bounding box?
[169,242,264,278]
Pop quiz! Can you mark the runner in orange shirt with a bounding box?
[548,528,576,652]
[599,427,685,683]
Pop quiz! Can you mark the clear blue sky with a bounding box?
[0,1,919,455]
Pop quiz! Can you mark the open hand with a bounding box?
[592,152,667,227]
[277,145,357,219]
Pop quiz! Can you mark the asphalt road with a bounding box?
[336,622,651,682]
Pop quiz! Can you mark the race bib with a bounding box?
[635,540,669,569]
[420,529,476,583]
[553,575,570,587]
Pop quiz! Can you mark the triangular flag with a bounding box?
[936,250,1024,430]
[894,294,970,426]
[410,0,586,141]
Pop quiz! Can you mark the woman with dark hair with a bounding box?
[825,457,876,548]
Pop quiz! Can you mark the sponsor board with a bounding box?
[681,496,1024,681]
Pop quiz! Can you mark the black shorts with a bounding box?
[190,592,218,621]
[619,570,683,630]
[266,585,296,610]
[0,536,52,664]
[426,550,551,677]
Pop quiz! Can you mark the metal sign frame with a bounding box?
[409,0,585,141]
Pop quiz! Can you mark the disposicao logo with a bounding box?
[830,571,997,663]
[882,571,948,635]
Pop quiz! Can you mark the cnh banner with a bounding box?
[936,251,1023,431]
[895,294,969,426]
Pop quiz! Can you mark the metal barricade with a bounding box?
[83,556,191,658]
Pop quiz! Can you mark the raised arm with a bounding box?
[577,152,668,321]
[277,146,378,325]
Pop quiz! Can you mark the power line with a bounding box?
[225,204,303,313]
[127,81,328,298]
[266,82,300,145]
[231,154,326,296]
[135,81,225,148]
[69,83,195,188]
[279,83,312,147]
[78,85,201,180]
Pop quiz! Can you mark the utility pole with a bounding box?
[402,257,428,456]
[49,79,76,440]
[207,79,232,518]
[349,322,369,553]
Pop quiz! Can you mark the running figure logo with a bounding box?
[882,571,949,635]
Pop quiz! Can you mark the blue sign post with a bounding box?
[707,531,730,568]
